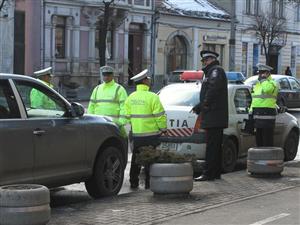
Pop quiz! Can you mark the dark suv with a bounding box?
[0,74,127,198]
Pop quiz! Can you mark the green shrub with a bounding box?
[135,146,196,166]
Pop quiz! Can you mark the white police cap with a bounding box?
[100,66,114,75]
[256,63,273,72]
[130,69,150,82]
[34,67,52,77]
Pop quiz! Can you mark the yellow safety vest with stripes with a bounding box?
[250,76,279,119]
[30,80,56,109]
[124,84,167,137]
[87,80,128,126]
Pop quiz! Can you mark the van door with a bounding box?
[232,87,255,157]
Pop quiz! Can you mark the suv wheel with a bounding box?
[222,138,237,173]
[85,146,124,198]
[283,131,299,161]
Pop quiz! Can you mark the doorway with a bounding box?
[128,23,144,86]
[269,45,280,74]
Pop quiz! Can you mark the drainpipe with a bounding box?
[151,2,160,89]
[229,0,236,71]
[151,0,156,85]
[40,0,44,68]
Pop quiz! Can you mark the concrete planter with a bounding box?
[150,162,193,194]
[0,184,51,225]
[247,147,284,176]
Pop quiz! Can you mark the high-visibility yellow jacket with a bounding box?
[124,84,167,137]
[250,76,279,125]
[250,76,279,111]
[87,80,128,126]
[30,81,56,109]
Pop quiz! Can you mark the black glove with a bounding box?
[278,106,287,113]
[192,103,202,115]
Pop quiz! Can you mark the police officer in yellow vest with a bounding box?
[125,69,167,189]
[88,66,128,136]
[249,63,279,147]
[30,67,56,109]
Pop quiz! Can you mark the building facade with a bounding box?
[153,0,231,86]
[213,0,300,78]
[14,0,155,99]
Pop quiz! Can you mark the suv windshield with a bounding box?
[159,85,199,106]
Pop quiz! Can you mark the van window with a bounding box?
[234,88,251,114]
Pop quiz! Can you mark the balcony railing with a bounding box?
[116,0,152,9]
[82,0,152,10]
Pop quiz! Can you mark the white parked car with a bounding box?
[158,82,299,173]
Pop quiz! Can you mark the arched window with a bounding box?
[166,35,187,74]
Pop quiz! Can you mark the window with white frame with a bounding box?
[278,0,284,18]
[272,0,277,17]
[254,0,259,15]
[297,3,300,21]
[246,0,251,14]
[242,42,248,76]
[95,29,113,59]
[55,16,66,58]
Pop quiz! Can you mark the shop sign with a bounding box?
[203,35,227,41]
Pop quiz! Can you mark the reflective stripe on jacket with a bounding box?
[250,76,279,111]
[124,84,167,137]
[30,81,56,109]
[87,80,128,125]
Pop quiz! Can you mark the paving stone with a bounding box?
[49,167,300,225]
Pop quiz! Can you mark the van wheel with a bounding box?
[283,131,299,161]
[222,138,237,173]
[85,146,124,198]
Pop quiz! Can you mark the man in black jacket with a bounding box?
[192,50,228,181]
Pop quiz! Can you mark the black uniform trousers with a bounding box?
[203,128,223,179]
[255,127,274,147]
[129,135,160,187]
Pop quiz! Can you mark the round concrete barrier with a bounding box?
[150,163,193,194]
[0,184,51,225]
[247,147,284,176]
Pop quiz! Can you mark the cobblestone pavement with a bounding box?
[49,165,300,225]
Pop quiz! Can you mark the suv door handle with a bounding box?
[33,129,46,136]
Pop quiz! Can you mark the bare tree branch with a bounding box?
[0,0,7,11]
[98,0,115,67]
[96,0,127,68]
[251,10,286,64]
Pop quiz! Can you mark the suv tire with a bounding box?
[85,146,124,198]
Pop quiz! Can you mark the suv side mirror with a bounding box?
[71,102,85,117]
